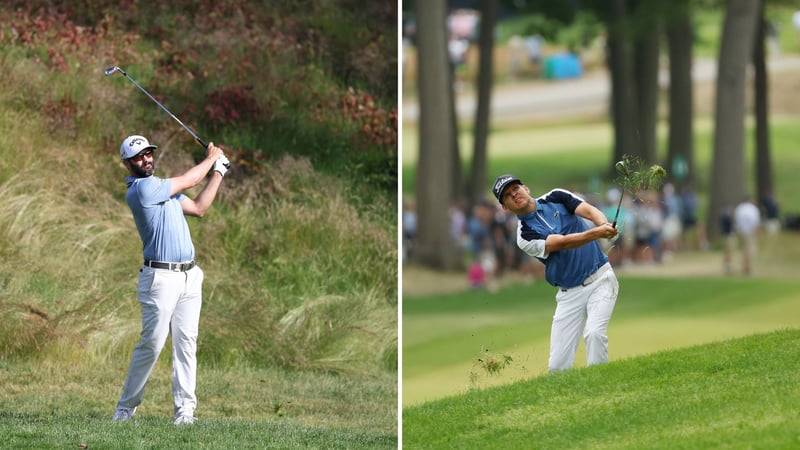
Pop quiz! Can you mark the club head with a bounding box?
[104,66,122,76]
[614,160,627,175]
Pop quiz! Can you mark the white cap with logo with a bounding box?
[120,135,157,159]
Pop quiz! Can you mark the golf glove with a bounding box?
[213,154,231,177]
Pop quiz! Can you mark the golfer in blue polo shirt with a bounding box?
[493,174,619,372]
[113,135,229,425]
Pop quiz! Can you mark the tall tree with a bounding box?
[606,0,638,168]
[665,0,695,189]
[447,51,463,204]
[707,0,760,241]
[752,0,773,209]
[468,0,498,205]
[632,0,661,165]
[412,0,463,270]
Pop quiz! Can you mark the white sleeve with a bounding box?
[517,229,548,259]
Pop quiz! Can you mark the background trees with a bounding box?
[414,0,463,270]
[405,0,785,267]
[707,0,761,241]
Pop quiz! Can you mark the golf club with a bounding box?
[611,160,628,227]
[104,66,208,149]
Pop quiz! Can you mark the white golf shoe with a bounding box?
[112,407,136,421]
[174,415,195,425]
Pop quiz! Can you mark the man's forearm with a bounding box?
[192,172,223,216]
[545,228,603,253]
[575,201,611,226]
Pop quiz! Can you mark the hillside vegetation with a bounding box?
[0,1,397,439]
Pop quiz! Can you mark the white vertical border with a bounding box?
[396,0,404,448]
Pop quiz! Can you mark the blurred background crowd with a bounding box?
[403,182,783,290]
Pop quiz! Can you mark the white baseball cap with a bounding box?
[120,135,157,159]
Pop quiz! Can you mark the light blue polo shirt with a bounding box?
[516,189,607,289]
[125,176,195,263]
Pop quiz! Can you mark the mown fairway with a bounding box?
[403,259,800,407]
[0,363,396,449]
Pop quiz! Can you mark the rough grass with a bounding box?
[402,329,800,449]
[402,272,800,407]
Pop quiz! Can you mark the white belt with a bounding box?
[561,262,612,291]
[581,262,611,286]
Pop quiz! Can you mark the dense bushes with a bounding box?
[2,0,398,195]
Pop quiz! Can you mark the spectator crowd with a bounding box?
[403,182,783,288]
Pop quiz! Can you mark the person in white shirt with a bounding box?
[733,198,761,276]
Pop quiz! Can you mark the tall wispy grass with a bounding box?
[192,155,397,374]
[0,16,396,379]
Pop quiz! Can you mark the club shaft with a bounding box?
[611,190,624,227]
[116,68,207,149]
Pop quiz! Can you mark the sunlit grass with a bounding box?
[403,329,800,449]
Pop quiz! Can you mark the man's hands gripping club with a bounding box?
[213,154,231,177]
[204,142,230,177]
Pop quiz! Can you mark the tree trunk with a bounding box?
[413,0,463,270]
[707,0,760,242]
[468,0,498,205]
[634,14,661,165]
[447,59,463,204]
[752,0,773,207]
[666,0,695,189]
[606,0,638,169]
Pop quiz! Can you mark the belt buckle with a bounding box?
[172,264,181,272]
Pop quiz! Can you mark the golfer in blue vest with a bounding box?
[113,135,229,425]
[493,174,619,372]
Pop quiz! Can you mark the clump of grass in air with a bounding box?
[614,154,668,196]
[476,348,513,375]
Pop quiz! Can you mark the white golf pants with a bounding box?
[549,265,618,372]
[116,265,203,419]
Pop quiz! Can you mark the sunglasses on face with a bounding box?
[129,149,154,163]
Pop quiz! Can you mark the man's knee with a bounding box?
[584,327,608,346]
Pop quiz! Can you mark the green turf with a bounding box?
[0,363,396,449]
[403,328,800,449]
[0,413,394,449]
[403,276,800,406]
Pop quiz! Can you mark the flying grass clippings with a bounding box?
[614,154,668,196]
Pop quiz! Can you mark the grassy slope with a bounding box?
[403,272,800,406]
[403,329,800,449]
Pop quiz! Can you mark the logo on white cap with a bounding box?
[120,135,157,159]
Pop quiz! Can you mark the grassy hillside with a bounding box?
[403,268,800,406]
[403,328,800,449]
[0,1,397,444]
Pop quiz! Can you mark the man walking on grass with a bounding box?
[493,174,619,372]
[113,135,229,425]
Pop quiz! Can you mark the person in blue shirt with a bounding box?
[492,174,619,372]
[112,135,229,425]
